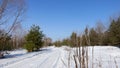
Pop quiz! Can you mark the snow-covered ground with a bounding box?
[89,46,120,68]
[0,46,69,68]
[0,46,120,68]
[71,46,120,68]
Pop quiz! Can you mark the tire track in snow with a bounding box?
[2,47,66,68]
[52,49,61,68]
[1,48,54,68]
[36,48,61,68]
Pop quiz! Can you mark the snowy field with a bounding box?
[0,46,120,68]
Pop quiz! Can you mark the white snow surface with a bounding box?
[0,46,120,68]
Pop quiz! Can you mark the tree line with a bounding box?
[53,17,120,47]
[0,24,52,53]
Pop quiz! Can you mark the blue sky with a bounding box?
[23,0,120,41]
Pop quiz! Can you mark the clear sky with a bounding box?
[23,0,120,41]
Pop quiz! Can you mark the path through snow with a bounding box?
[0,46,69,68]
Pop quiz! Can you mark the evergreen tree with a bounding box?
[102,31,110,45]
[24,25,44,52]
[89,28,99,45]
[70,32,77,47]
[108,17,120,45]
[81,35,87,46]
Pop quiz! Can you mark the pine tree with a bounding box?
[108,17,120,45]
[70,32,77,47]
[24,25,44,52]
[89,28,99,45]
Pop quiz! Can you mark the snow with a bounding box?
[0,46,120,68]
[0,46,69,68]
[72,46,120,68]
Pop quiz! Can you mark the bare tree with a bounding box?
[0,0,26,35]
[12,22,26,49]
[43,36,52,47]
[0,0,26,57]
[95,22,105,45]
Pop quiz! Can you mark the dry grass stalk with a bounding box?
[114,58,118,68]
[73,55,78,68]
[68,51,71,68]
[92,46,94,68]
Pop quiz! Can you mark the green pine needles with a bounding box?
[24,25,44,52]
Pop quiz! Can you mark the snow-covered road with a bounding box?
[1,46,68,68]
